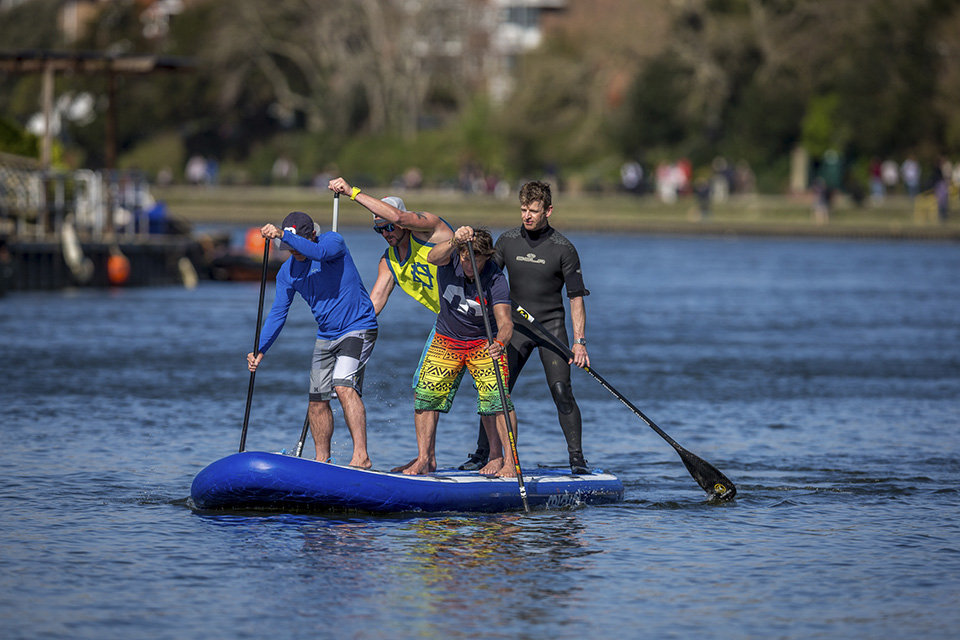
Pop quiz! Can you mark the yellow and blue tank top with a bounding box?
[384,217,453,313]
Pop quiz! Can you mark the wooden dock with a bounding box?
[0,155,202,294]
[4,237,202,293]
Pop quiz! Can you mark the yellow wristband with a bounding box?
[350,186,361,201]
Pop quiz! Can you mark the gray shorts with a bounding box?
[310,328,378,402]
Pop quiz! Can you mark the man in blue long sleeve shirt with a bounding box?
[247,211,378,468]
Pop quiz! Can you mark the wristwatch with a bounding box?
[573,338,587,346]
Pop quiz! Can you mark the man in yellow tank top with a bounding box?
[328,176,463,471]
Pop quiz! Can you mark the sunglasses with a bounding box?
[373,223,397,234]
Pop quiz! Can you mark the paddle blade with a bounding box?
[677,448,737,501]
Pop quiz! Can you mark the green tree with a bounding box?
[613,0,960,189]
[0,116,39,157]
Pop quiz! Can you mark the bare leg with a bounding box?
[495,410,519,478]
[334,385,371,469]
[390,397,419,472]
[309,400,334,462]
[477,414,504,475]
[397,409,438,475]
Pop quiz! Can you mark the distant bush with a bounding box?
[118,132,186,182]
[0,117,39,158]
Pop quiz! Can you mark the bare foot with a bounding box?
[496,460,518,478]
[478,457,504,476]
[349,456,372,470]
[401,458,436,475]
[390,458,416,473]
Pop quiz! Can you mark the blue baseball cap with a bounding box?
[279,211,318,250]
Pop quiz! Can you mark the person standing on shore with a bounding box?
[460,180,592,474]
[247,211,379,468]
[901,156,921,199]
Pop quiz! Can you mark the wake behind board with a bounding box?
[191,451,624,514]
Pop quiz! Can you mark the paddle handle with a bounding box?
[332,192,339,232]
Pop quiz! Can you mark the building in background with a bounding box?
[487,0,567,102]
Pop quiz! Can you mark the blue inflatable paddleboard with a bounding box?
[191,451,624,514]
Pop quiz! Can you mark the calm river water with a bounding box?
[1,229,958,639]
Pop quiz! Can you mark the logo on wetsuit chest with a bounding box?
[515,252,546,265]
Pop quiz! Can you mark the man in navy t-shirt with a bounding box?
[394,226,518,477]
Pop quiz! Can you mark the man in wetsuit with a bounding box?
[460,180,591,474]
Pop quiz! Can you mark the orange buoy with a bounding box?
[245,227,266,257]
[107,252,131,285]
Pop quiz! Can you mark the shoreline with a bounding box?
[155,185,960,241]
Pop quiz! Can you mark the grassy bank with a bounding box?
[154,185,960,241]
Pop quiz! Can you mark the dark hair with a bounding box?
[519,180,552,209]
[455,227,495,257]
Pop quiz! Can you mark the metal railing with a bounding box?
[1,152,160,242]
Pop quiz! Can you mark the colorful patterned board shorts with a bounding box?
[414,332,513,415]
[413,325,466,404]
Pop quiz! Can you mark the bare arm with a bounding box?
[427,236,456,266]
[369,256,396,315]
[328,176,445,235]
[490,302,513,359]
[569,295,590,368]
[427,225,474,266]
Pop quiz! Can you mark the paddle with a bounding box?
[513,305,737,502]
[239,234,272,453]
[467,240,530,513]
[295,194,340,458]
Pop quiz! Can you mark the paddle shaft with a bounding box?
[514,305,737,501]
[295,413,310,457]
[239,237,272,452]
[296,193,339,457]
[467,241,530,512]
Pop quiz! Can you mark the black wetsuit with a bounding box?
[471,224,589,464]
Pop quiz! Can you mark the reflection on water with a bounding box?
[192,509,600,635]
